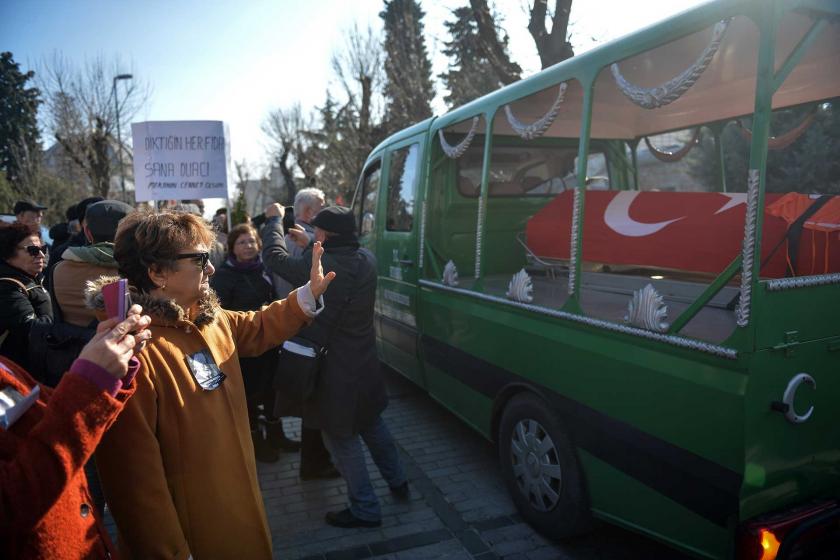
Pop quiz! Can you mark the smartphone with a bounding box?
[282,206,296,233]
[102,278,130,321]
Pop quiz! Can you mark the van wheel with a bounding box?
[498,393,591,538]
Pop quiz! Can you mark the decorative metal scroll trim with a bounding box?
[625,284,669,332]
[419,279,738,360]
[438,116,480,159]
[475,194,486,278]
[506,269,534,303]
[442,260,459,286]
[736,169,760,327]
[643,128,701,163]
[503,82,568,140]
[737,107,817,151]
[568,186,582,295]
[611,18,730,109]
[766,273,840,292]
[418,200,427,269]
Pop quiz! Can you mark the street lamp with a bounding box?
[113,73,133,199]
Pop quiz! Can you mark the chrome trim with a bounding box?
[419,199,427,269]
[504,83,567,140]
[736,169,759,327]
[611,19,730,110]
[782,373,816,424]
[765,273,840,292]
[475,194,485,278]
[568,186,582,295]
[625,284,669,332]
[438,116,480,159]
[419,279,738,359]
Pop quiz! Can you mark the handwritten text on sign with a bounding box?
[132,121,230,202]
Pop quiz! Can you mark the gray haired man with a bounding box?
[273,188,326,298]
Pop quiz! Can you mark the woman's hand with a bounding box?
[77,305,152,379]
[309,241,336,299]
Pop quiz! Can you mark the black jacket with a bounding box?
[210,260,275,312]
[261,217,386,437]
[0,261,53,369]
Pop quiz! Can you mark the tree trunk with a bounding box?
[528,0,574,69]
[277,141,297,199]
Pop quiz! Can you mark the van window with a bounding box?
[457,144,598,197]
[359,164,381,237]
[386,143,420,231]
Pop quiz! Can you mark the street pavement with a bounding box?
[262,368,693,560]
[104,366,693,558]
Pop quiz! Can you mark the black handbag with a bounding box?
[274,254,362,404]
[275,336,327,403]
[28,320,96,387]
[26,268,96,387]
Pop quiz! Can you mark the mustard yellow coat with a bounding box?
[93,280,309,559]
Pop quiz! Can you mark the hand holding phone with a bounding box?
[102,279,130,321]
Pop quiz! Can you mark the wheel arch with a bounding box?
[491,382,554,445]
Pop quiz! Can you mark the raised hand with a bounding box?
[265,203,285,219]
[78,305,152,379]
[309,241,336,299]
[287,225,309,248]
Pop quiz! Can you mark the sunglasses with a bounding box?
[19,244,48,257]
[176,252,211,270]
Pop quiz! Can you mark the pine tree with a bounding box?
[440,7,510,108]
[380,0,435,134]
[0,52,41,186]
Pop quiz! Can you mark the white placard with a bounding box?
[131,120,230,202]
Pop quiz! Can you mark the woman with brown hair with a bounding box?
[93,210,334,560]
[211,223,300,462]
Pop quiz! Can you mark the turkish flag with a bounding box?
[525,191,840,278]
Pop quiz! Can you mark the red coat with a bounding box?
[0,357,135,559]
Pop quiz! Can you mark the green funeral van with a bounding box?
[351,1,840,558]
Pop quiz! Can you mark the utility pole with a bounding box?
[113,73,133,199]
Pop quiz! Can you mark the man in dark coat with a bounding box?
[262,204,408,528]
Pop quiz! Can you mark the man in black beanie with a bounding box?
[262,203,408,528]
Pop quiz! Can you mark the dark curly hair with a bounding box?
[0,222,41,261]
[227,223,260,256]
[113,210,215,293]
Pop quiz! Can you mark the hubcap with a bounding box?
[510,418,562,512]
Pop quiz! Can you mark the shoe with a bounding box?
[390,481,410,500]
[300,464,341,481]
[265,421,302,452]
[251,430,280,464]
[325,508,381,528]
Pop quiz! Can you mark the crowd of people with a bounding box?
[1,190,408,559]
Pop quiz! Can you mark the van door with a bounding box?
[377,138,424,386]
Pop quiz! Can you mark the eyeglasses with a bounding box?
[176,252,210,270]
[18,244,48,257]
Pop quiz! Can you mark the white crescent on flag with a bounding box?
[604,191,685,237]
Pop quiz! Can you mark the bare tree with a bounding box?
[527,0,574,68]
[469,0,573,77]
[40,53,151,199]
[263,25,387,204]
[261,103,319,199]
[326,24,387,200]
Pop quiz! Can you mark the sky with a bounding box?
[1,0,707,206]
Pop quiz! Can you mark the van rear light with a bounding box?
[736,500,839,560]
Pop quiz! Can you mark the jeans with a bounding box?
[322,415,406,521]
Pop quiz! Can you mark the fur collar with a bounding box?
[85,275,220,327]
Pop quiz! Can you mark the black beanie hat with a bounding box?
[310,206,356,235]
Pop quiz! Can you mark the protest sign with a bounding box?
[131,121,231,202]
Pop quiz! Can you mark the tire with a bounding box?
[498,392,592,539]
